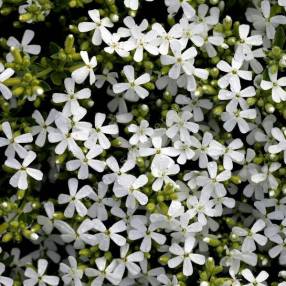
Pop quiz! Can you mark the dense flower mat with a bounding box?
[0,0,286,285]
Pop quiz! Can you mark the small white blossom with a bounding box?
[168,236,205,276]
[241,268,269,286]
[78,9,113,45]
[113,65,151,100]
[0,63,14,100]
[5,151,43,190]
[58,178,93,218]
[260,70,286,103]
[24,259,59,286]
[71,51,97,85]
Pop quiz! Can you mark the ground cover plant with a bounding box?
[0,0,286,285]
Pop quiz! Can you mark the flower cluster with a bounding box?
[0,0,286,285]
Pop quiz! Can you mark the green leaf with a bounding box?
[274,26,286,49]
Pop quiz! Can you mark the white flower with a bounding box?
[260,70,286,103]
[220,138,245,170]
[157,274,179,286]
[115,174,149,209]
[93,219,127,251]
[5,151,43,190]
[71,51,97,85]
[241,269,269,286]
[117,244,144,276]
[37,201,55,234]
[103,156,135,186]
[253,115,276,151]
[113,65,151,100]
[0,263,13,286]
[220,248,257,276]
[54,219,96,249]
[190,131,220,168]
[165,0,196,19]
[103,32,130,58]
[168,236,205,276]
[128,120,153,145]
[24,259,59,286]
[202,32,226,58]
[78,9,113,45]
[234,24,262,61]
[217,59,252,91]
[0,63,14,100]
[187,191,215,225]
[175,93,213,122]
[125,29,159,63]
[7,29,41,62]
[88,182,110,220]
[124,0,139,10]
[85,112,119,150]
[251,162,280,191]
[95,69,117,88]
[0,121,33,158]
[128,222,166,252]
[32,109,57,147]
[232,219,267,252]
[221,106,256,134]
[124,0,154,10]
[85,257,122,286]
[197,161,231,197]
[247,0,286,39]
[268,127,286,163]
[279,0,286,9]
[139,135,177,158]
[60,256,83,286]
[151,154,180,191]
[166,110,199,142]
[172,140,195,165]
[58,178,93,218]
[212,192,235,216]
[218,85,256,111]
[194,3,220,28]
[48,115,87,155]
[161,41,208,88]
[269,238,286,265]
[179,17,205,48]
[152,23,182,55]
[52,78,90,116]
[66,147,105,179]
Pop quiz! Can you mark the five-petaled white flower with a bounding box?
[24,259,59,286]
[168,236,205,276]
[58,178,93,218]
[78,9,113,46]
[72,51,97,85]
[113,65,151,100]
[5,151,43,190]
[260,70,286,103]
[0,63,14,100]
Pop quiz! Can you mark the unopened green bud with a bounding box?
[146,202,156,213]
[111,138,122,147]
[212,105,224,116]
[231,175,241,184]
[2,232,13,242]
[79,249,90,257]
[17,189,26,200]
[0,222,8,234]
[11,47,22,64]
[136,157,145,168]
[272,46,281,58]
[203,237,221,247]
[223,15,232,30]
[265,103,275,113]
